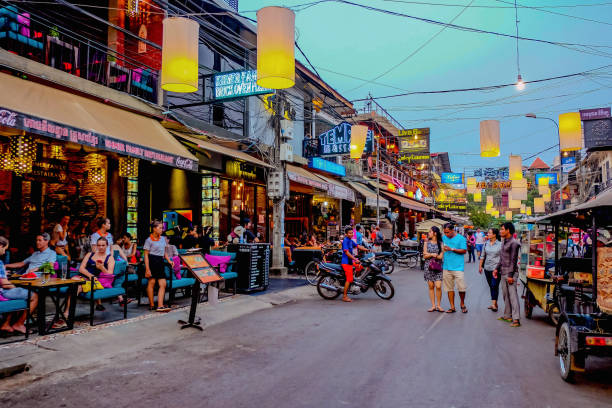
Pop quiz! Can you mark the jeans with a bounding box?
[483,269,500,301]
[468,248,476,263]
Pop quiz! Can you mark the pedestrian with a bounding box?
[442,223,468,313]
[479,228,502,312]
[474,227,485,258]
[423,226,445,312]
[497,222,521,327]
[182,225,199,249]
[199,226,215,254]
[467,231,476,263]
[144,220,171,312]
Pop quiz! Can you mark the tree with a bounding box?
[467,200,494,229]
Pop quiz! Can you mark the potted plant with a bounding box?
[40,261,54,281]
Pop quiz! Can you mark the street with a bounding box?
[1,262,611,408]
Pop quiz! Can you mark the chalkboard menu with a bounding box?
[227,243,270,292]
[584,118,612,151]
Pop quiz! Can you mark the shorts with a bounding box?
[443,270,467,292]
[476,244,483,253]
[1,287,29,300]
[148,255,167,280]
[341,264,354,283]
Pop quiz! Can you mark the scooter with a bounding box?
[316,258,395,300]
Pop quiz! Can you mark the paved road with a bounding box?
[3,262,612,407]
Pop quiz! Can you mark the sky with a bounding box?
[238,0,612,174]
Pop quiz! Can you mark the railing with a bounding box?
[0,4,159,104]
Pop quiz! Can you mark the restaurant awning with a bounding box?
[287,164,328,191]
[368,181,432,211]
[315,173,355,202]
[347,182,389,208]
[415,218,447,232]
[0,73,198,171]
[173,131,273,169]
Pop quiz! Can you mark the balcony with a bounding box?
[0,5,159,105]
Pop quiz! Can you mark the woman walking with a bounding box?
[144,220,172,312]
[467,231,476,263]
[423,226,445,312]
[479,228,502,312]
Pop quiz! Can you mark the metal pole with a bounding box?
[592,215,598,311]
[376,133,380,227]
[271,92,286,275]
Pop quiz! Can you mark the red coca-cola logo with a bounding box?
[0,110,17,127]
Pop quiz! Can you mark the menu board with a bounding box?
[228,243,270,291]
[180,253,223,284]
[597,246,612,314]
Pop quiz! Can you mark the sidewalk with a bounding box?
[0,279,316,391]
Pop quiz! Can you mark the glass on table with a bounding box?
[61,262,68,280]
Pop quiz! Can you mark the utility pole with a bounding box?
[271,92,287,276]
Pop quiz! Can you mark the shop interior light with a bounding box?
[256,6,295,89]
[119,156,139,178]
[0,144,13,171]
[509,155,523,180]
[480,120,500,158]
[350,125,368,159]
[161,17,199,93]
[559,112,582,152]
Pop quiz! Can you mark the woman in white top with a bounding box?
[144,220,172,312]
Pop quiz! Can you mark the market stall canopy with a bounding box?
[533,188,612,228]
[416,218,447,232]
[286,164,328,191]
[368,181,431,212]
[315,173,355,202]
[0,73,198,171]
[173,131,273,168]
[347,181,389,208]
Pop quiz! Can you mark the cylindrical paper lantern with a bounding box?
[520,204,526,214]
[161,17,199,93]
[473,190,482,202]
[350,125,368,159]
[486,195,493,209]
[257,7,295,89]
[559,112,582,152]
[511,187,527,200]
[526,207,532,216]
[543,191,551,202]
[480,120,500,157]
[534,197,545,213]
[509,191,521,208]
[509,155,523,180]
[505,210,513,220]
[492,210,499,218]
[538,185,550,195]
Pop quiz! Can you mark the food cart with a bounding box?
[533,189,612,382]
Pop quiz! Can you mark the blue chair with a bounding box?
[0,287,31,340]
[209,250,238,295]
[167,263,196,306]
[78,259,128,326]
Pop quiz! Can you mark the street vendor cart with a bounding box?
[534,189,612,382]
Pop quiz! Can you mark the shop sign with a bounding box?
[562,156,576,173]
[30,159,68,182]
[440,172,464,184]
[287,170,327,190]
[0,108,197,171]
[213,70,272,100]
[308,157,346,176]
[580,107,610,121]
[472,168,509,179]
[435,201,467,212]
[225,160,262,180]
[398,128,430,164]
[583,118,612,151]
[327,184,355,202]
[474,180,531,189]
[535,173,558,185]
[317,122,373,156]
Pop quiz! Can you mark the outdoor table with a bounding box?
[9,277,83,335]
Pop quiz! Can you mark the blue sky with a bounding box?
[238,0,612,173]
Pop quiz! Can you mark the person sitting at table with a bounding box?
[307,233,318,247]
[182,225,200,249]
[199,226,215,254]
[6,233,57,275]
[90,217,113,255]
[241,218,259,243]
[284,234,295,266]
[0,236,38,335]
[112,232,137,263]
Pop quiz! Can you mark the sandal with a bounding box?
[446,308,456,313]
[119,298,134,307]
[342,297,353,303]
[436,307,445,313]
[498,316,512,322]
[487,305,493,310]
[156,305,171,312]
[95,304,106,311]
[510,321,521,327]
[461,306,468,313]
[427,307,436,312]
[491,307,498,312]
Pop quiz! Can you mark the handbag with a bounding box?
[429,259,443,272]
[81,277,104,293]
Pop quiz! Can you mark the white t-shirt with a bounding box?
[91,231,113,255]
[475,231,485,245]
[54,224,68,246]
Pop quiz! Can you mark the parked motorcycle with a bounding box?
[316,258,395,300]
[391,248,420,269]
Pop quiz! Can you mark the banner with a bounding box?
[561,156,576,173]
[440,172,464,184]
[436,202,467,212]
[535,173,558,185]
[398,128,430,163]
[472,168,509,179]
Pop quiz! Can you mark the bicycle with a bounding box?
[44,181,99,221]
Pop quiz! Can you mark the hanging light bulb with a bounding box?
[480,120,500,157]
[161,17,199,93]
[515,74,525,91]
[256,7,295,89]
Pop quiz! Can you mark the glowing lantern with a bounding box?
[509,155,523,180]
[9,133,36,175]
[466,177,477,193]
[87,153,106,184]
[486,196,493,209]
[119,157,139,178]
[256,7,295,89]
[526,206,532,216]
[387,182,396,192]
[559,112,582,152]
[161,17,199,93]
[534,197,545,213]
[480,120,500,157]
[492,210,499,218]
[538,185,550,195]
[0,144,12,171]
[473,190,482,202]
[542,191,551,202]
[505,210,513,220]
[350,125,368,159]
[520,204,526,214]
[508,191,521,209]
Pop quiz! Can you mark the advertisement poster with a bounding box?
[398,128,430,163]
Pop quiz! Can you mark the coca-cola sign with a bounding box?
[0,107,197,172]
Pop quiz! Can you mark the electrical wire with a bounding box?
[495,0,612,27]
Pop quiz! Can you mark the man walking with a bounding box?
[475,227,485,258]
[497,222,521,327]
[442,223,468,313]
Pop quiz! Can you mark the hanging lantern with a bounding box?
[12,157,32,175]
[559,112,582,152]
[486,195,493,209]
[534,197,545,213]
[466,177,477,193]
[508,191,521,208]
[512,179,527,189]
[538,185,550,195]
[505,210,513,220]
[350,125,368,159]
[520,204,526,214]
[480,120,500,157]
[119,156,139,178]
[161,17,199,93]
[473,190,482,202]
[0,144,12,171]
[526,206,532,216]
[9,134,36,175]
[542,191,551,202]
[49,144,64,160]
[492,210,499,218]
[511,178,527,200]
[256,7,295,89]
[509,155,523,180]
[87,153,106,184]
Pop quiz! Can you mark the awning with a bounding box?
[287,164,328,191]
[415,218,447,232]
[347,182,389,208]
[315,173,355,202]
[0,73,198,171]
[173,131,273,168]
[368,181,431,211]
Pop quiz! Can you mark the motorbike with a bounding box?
[316,258,395,300]
[391,247,420,269]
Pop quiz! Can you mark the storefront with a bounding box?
[0,72,198,255]
[286,164,327,239]
[173,132,272,243]
[347,181,389,226]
